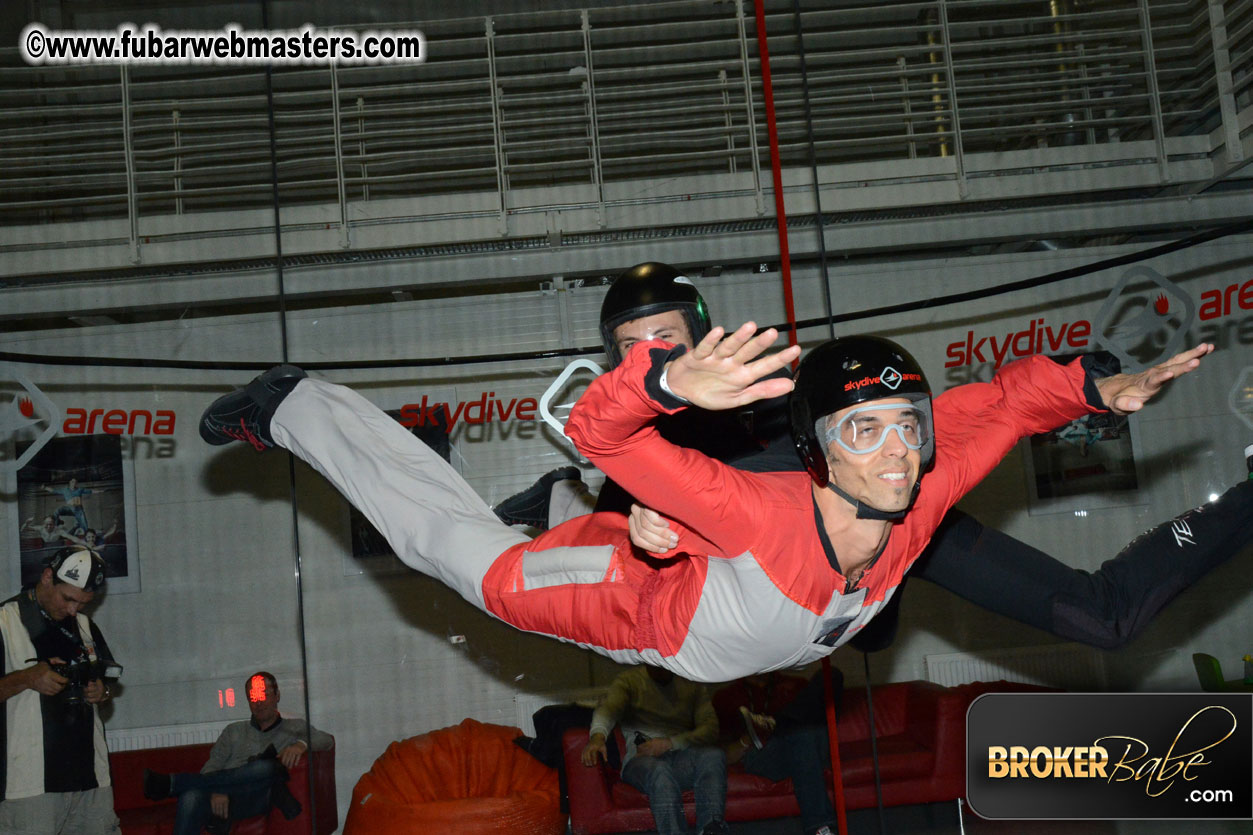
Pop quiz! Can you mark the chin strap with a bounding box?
[824,481,917,521]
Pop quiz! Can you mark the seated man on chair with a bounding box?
[582,665,728,835]
[143,672,332,835]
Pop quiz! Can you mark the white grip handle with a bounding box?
[538,358,605,444]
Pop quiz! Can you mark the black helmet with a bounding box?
[45,547,107,591]
[790,335,934,490]
[599,262,711,367]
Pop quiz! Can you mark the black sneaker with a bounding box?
[200,365,307,451]
[142,768,171,801]
[270,780,303,820]
[494,466,580,529]
[247,743,279,763]
[699,819,730,835]
[204,814,231,835]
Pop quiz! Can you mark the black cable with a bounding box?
[783,214,1253,336]
[0,345,604,371]
[260,0,316,826]
[2,216,1250,372]
[862,652,886,835]
[791,0,836,340]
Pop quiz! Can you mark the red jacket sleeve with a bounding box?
[925,353,1100,510]
[564,341,767,557]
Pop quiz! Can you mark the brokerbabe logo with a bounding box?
[0,363,62,473]
[967,693,1253,820]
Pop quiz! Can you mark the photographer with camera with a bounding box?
[0,548,120,835]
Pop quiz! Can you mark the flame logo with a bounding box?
[18,396,34,418]
[1153,294,1169,316]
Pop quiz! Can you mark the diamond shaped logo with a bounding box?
[1093,266,1195,371]
[0,364,62,474]
[880,366,902,390]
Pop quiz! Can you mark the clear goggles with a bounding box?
[821,402,932,455]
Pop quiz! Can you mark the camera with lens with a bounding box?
[50,655,122,709]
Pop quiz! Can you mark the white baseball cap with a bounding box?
[50,549,106,590]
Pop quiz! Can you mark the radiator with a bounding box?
[924,643,1107,690]
[105,720,233,752]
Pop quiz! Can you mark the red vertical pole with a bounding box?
[821,657,848,835]
[752,0,799,351]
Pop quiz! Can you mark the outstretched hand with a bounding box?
[664,323,800,410]
[1094,343,1214,415]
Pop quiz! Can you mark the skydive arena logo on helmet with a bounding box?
[844,369,922,393]
[0,363,62,474]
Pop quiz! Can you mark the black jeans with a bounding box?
[170,759,283,835]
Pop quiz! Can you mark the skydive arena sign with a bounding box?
[967,693,1253,820]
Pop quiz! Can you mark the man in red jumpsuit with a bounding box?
[199,324,1211,682]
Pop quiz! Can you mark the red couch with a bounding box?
[562,679,1041,834]
[110,741,338,835]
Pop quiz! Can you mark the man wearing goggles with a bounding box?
[825,404,929,456]
[590,268,1250,660]
[202,311,1226,685]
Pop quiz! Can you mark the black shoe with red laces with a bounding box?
[199,365,307,451]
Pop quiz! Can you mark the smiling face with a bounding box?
[822,397,922,514]
[612,310,694,361]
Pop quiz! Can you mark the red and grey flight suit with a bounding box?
[270,341,1098,683]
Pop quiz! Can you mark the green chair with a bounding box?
[1192,653,1227,692]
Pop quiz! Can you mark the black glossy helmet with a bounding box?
[790,335,934,489]
[45,547,107,591]
[599,262,711,367]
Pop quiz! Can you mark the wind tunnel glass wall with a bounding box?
[0,0,320,824]
[3,1,1253,833]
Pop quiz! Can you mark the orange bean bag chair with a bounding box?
[345,718,563,835]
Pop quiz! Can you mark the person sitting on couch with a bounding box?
[715,670,842,835]
[582,665,728,835]
[142,672,332,835]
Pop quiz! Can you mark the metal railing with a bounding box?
[0,0,1248,238]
